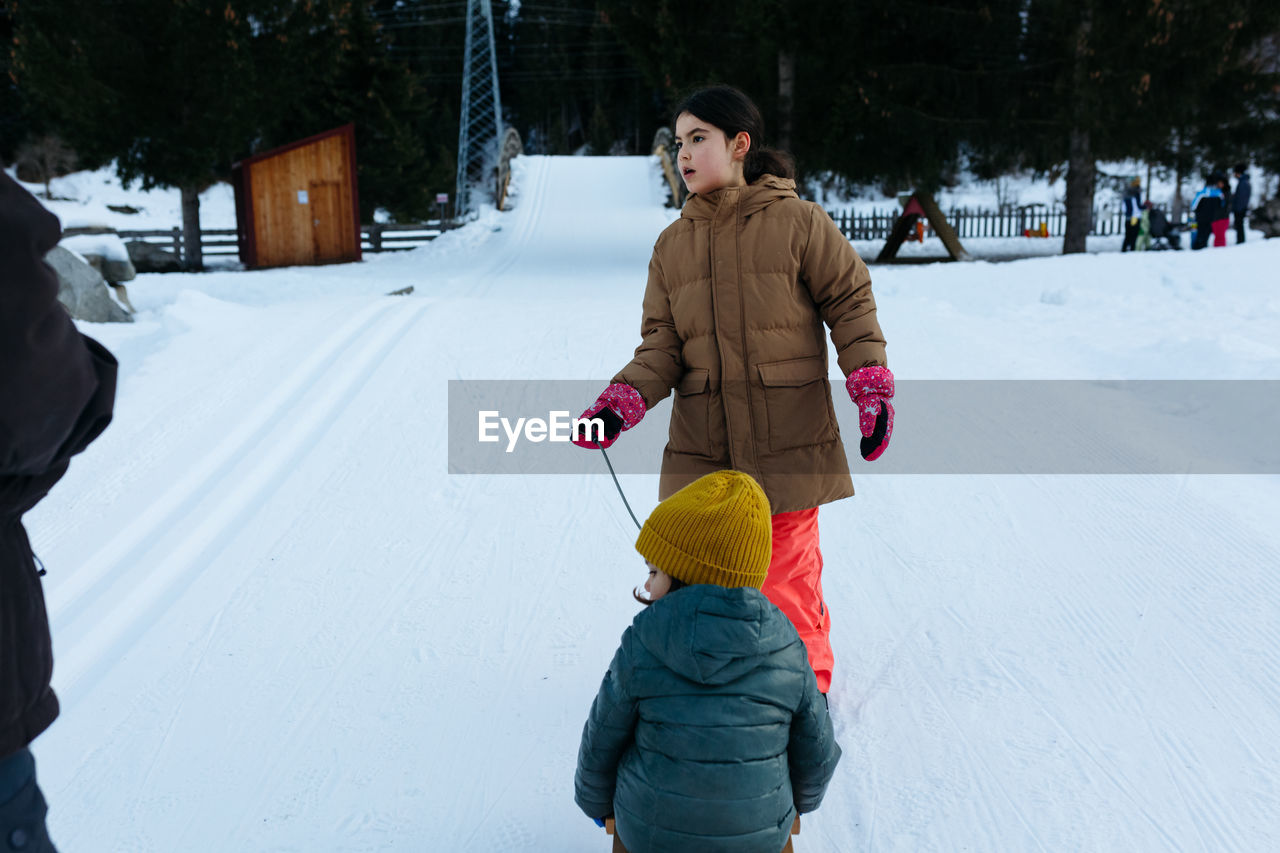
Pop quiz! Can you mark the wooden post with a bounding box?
[603,819,627,853]
[916,193,971,261]
[172,227,183,265]
[782,814,802,853]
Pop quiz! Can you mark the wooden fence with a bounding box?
[825,206,1166,242]
[118,228,239,260]
[362,222,457,252]
[118,221,456,266]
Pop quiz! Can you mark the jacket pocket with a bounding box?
[667,368,713,457]
[757,357,837,452]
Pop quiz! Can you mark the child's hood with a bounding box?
[631,585,797,686]
[681,174,798,221]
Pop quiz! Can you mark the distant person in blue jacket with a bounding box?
[1190,175,1226,251]
[1232,164,1251,244]
[1,173,117,851]
[1121,177,1143,252]
[575,471,840,853]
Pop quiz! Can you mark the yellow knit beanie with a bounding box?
[635,470,773,589]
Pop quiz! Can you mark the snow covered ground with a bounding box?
[12,164,238,232]
[24,155,1280,851]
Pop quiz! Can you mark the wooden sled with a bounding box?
[605,815,801,852]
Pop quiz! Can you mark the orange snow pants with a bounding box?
[762,507,833,693]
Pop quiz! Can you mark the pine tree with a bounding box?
[1014,0,1280,252]
[13,0,451,260]
[809,1,1024,193]
[598,0,1023,193]
[0,3,33,166]
[1146,3,1280,206]
[252,0,445,222]
[12,0,267,269]
[498,1,650,156]
[597,0,782,143]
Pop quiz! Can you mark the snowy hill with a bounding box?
[25,155,1280,851]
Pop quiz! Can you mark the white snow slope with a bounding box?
[26,155,1280,852]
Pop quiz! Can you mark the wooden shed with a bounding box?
[232,124,362,269]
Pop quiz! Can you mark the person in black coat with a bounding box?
[1,173,117,851]
[1146,205,1182,250]
[1121,177,1143,252]
[1232,164,1252,244]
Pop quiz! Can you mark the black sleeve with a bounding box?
[0,173,117,480]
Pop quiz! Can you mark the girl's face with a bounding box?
[644,561,674,601]
[674,112,750,195]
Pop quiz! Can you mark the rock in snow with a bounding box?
[44,245,133,323]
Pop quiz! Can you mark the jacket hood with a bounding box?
[631,585,797,685]
[681,174,798,221]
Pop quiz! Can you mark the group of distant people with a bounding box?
[1120,165,1252,252]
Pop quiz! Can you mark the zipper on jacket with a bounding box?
[710,193,737,466]
[33,554,46,577]
[735,197,761,475]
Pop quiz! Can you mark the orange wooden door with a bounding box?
[309,180,346,263]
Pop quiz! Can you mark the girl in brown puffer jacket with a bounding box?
[572,85,892,694]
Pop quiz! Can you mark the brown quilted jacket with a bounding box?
[613,175,887,514]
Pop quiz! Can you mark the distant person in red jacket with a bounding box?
[1,173,118,852]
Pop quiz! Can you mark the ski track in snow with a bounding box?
[22,155,1280,851]
[54,299,433,695]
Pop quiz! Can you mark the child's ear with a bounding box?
[733,131,751,162]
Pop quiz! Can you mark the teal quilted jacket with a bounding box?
[574,585,841,853]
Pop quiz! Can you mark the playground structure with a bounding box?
[876,192,972,262]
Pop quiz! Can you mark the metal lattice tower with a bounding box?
[455,0,503,219]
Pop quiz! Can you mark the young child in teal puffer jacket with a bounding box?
[574,470,841,853]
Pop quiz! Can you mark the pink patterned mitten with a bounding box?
[570,383,646,449]
[845,366,895,461]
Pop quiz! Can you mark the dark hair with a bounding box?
[632,576,688,606]
[673,85,795,184]
[1234,163,1247,175]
